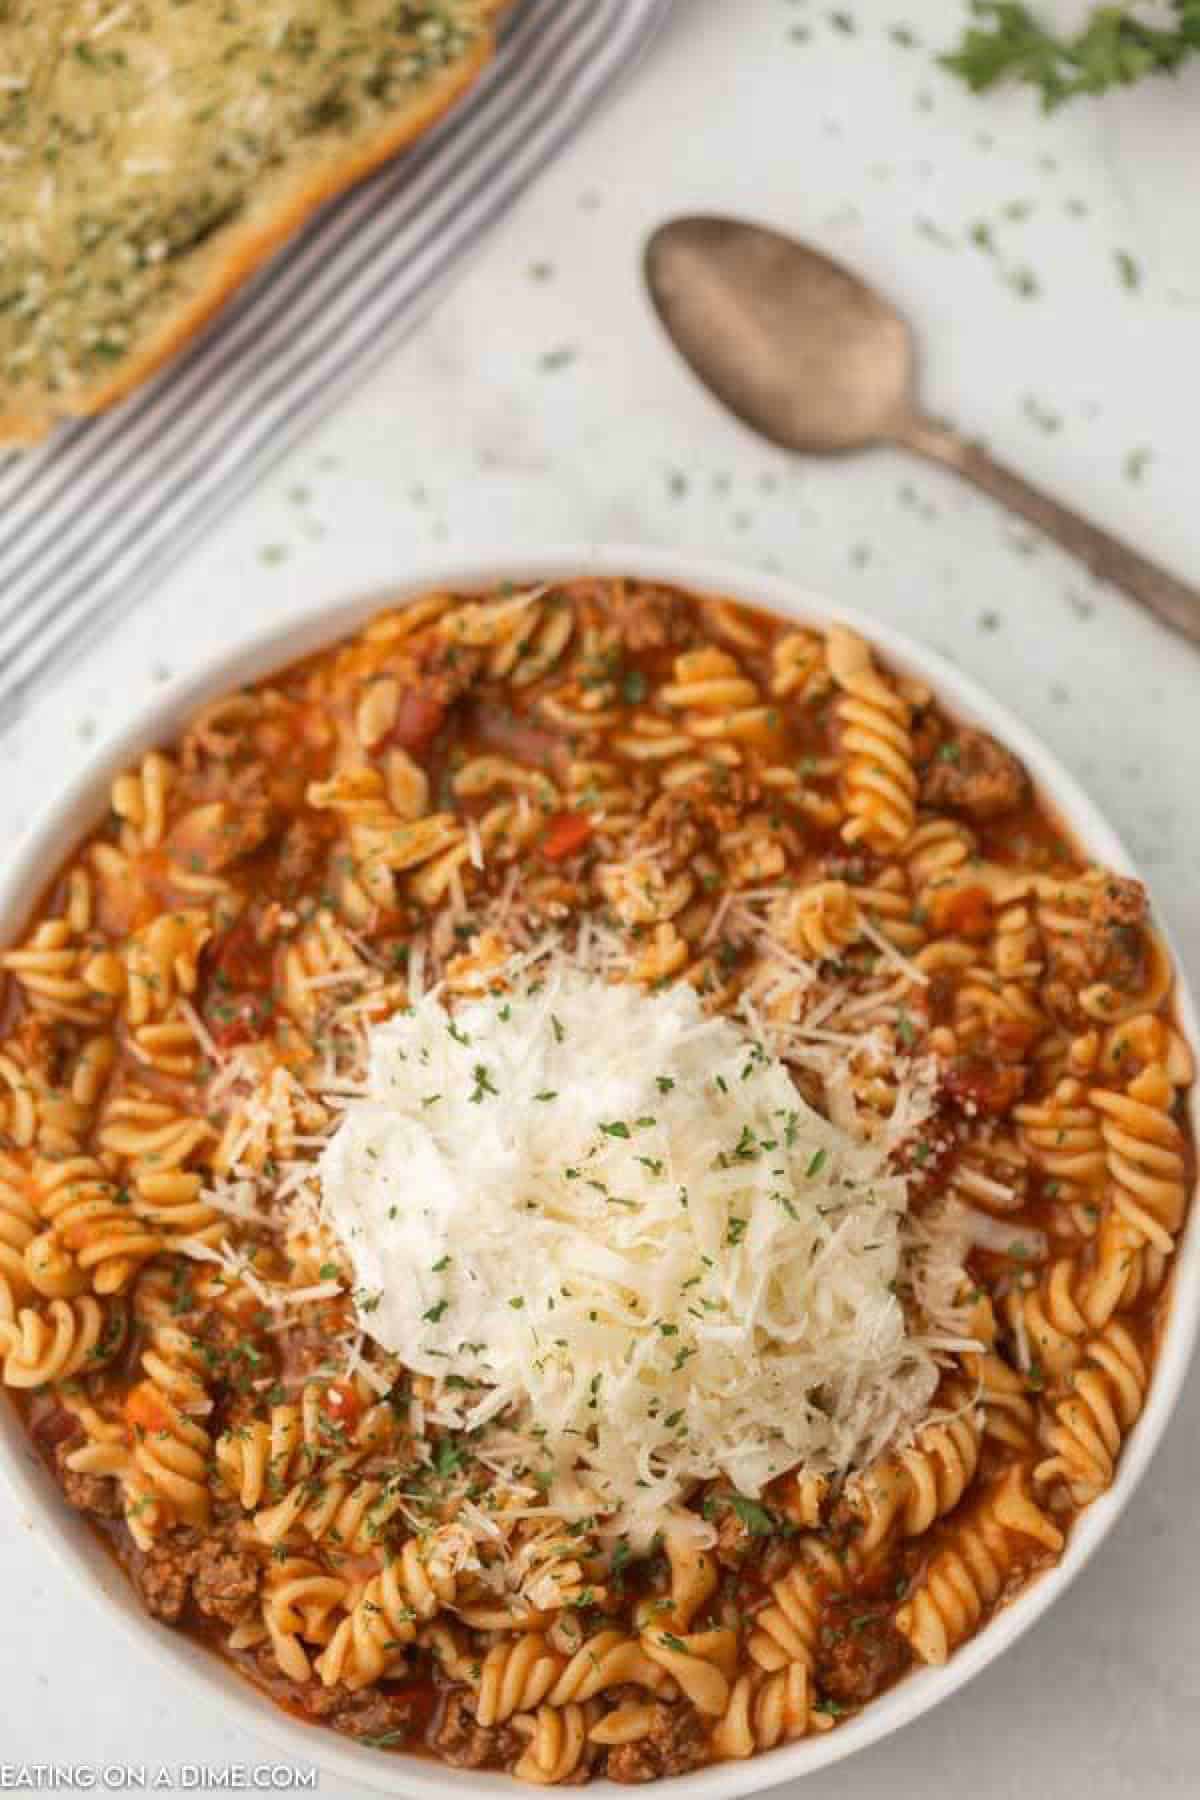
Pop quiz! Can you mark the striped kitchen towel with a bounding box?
[0,0,673,719]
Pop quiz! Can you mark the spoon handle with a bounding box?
[896,412,1200,647]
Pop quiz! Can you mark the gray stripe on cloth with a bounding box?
[0,0,672,715]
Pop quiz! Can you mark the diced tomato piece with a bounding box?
[541,812,593,862]
[125,1383,171,1435]
[943,1056,1026,1118]
[931,883,994,940]
[208,992,274,1050]
[321,1380,362,1429]
[30,1400,81,1453]
[473,702,561,770]
[992,1017,1041,1056]
[204,912,271,992]
[387,689,446,754]
[202,914,276,1045]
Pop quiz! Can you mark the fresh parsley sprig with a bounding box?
[942,1,1200,108]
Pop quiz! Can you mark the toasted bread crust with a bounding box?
[0,32,493,447]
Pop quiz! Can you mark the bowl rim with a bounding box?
[1,542,1196,1799]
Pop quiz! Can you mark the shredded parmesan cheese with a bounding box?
[319,963,965,1544]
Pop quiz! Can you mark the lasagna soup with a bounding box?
[0,580,1192,1782]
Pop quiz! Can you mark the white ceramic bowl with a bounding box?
[1,546,1196,1797]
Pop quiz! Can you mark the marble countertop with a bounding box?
[2,2,1198,1793]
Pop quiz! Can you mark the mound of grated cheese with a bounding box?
[319,964,950,1545]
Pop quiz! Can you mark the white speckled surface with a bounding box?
[2,2,1198,1792]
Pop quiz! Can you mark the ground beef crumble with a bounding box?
[58,1460,124,1519]
[51,1431,124,1519]
[191,1543,261,1626]
[579,580,693,653]
[1044,874,1150,1026]
[920,727,1027,822]
[603,1701,710,1783]
[1082,874,1149,991]
[131,1531,199,1624]
[430,1689,519,1770]
[943,1055,1028,1119]
[817,1602,910,1707]
[327,1689,414,1743]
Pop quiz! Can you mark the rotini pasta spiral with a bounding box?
[659,1513,719,1630]
[639,1627,738,1718]
[261,1557,351,1685]
[121,1320,214,1544]
[770,630,830,702]
[853,866,926,952]
[962,1349,1038,1454]
[0,1042,94,1153]
[952,961,1044,1054]
[828,626,916,852]
[476,1633,564,1726]
[848,1399,982,1551]
[215,1382,395,1512]
[991,881,1043,985]
[895,1467,1063,1665]
[768,881,861,962]
[25,1156,161,1297]
[1092,1065,1188,1251]
[316,1540,458,1691]
[110,752,174,854]
[0,1294,120,1387]
[904,816,976,905]
[512,1703,596,1785]
[1083,1207,1166,1328]
[711,1664,828,1759]
[546,1630,669,1709]
[746,1541,856,1673]
[1014,1079,1107,1225]
[1034,1321,1148,1505]
[0,1152,38,1323]
[251,1460,407,1554]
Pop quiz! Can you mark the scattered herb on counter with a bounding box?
[1114,249,1142,291]
[941,2,1200,109]
[1006,264,1041,299]
[1022,393,1062,434]
[915,215,956,249]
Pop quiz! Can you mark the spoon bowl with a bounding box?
[644,213,1200,646]
[645,216,913,453]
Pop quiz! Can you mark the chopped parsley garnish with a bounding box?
[726,1493,778,1536]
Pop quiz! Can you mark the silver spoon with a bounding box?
[645,215,1200,647]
